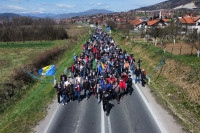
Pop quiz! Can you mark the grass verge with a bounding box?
[111,30,200,133]
[0,31,88,133]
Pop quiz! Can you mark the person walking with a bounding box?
[102,89,110,116]
[74,81,82,102]
[60,73,67,82]
[135,67,141,84]
[54,81,62,104]
[68,82,74,101]
[124,61,130,74]
[83,79,90,100]
[126,75,133,95]
[131,61,136,75]
[96,83,101,104]
[119,79,126,100]
[141,69,147,87]
[61,84,68,105]
[113,82,120,104]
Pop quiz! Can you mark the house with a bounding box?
[192,17,200,25]
[129,20,146,31]
[146,19,165,29]
[177,16,200,33]
[162,19,169,25]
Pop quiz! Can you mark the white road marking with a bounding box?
[44,104,60,133]
[107,115,112,133]
[134,83,167,133]
[101,102,105,133]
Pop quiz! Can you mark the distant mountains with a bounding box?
[0,13,20,20]
[0,9,113,20]
[19,13,55,18]
[53,9,114,19]
[136,0,200,10]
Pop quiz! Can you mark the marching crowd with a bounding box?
[54,28,147,115]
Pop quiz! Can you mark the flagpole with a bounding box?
[54,75,56,86]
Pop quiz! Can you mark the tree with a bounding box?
[148,28,160,45]
[187,29,198,55]
[168,19,178,44]
[106,20,117,30]
[159,27,168,49]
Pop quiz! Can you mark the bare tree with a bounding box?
[106,20,117,30]
[187,29,198,55]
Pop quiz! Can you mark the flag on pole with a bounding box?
[39,65,55,76]
[101,62,105,70]
[98,62,105,75]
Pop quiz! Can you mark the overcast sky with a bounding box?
[0,0,167,14]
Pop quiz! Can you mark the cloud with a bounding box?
[7,5,26,10]
[56,4,75,8]
[0,0,19,2]
[89,2,94,5]
[95,2,110,10]
[97,2,102,6]
[105,5,110,9]
[0,4,26,12]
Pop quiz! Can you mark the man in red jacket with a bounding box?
[108,75,115,83]
[119,79,126,100]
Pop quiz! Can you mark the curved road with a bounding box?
[46,83,161,133]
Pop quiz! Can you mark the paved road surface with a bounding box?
[46,84,161,133]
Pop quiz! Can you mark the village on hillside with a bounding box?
[59,10,200,34]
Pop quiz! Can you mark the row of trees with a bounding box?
[146,20,200,56]
[0,17,68,43]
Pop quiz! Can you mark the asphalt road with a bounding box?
[46,83,161,133]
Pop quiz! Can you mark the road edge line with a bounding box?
[44,104,60,133]
[101,102,105,133]
[134,83,167,133]
[107,116,112,133]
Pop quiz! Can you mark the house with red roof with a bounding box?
[129,19,146,31]
[177,16,200,33]
[146,19,165,29]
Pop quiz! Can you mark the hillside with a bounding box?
[0,13,20,20]
[0,9,113,19]
[53,9,114,19]
[136,0,198,10]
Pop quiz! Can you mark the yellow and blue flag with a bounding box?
[39,65,55,76]
[98,62,105,74]
[101,62,105,70]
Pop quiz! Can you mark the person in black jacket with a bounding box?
[83,79,90,100]
[141,69,147,87]
[61,84,68,105]
[54,81,62,104]
[68,82,74,101]
[135,67,141,84]
[90,78,96,96]
[126,75,133,95]
[60,73,67,82]
[138,59,143,68]
[102,89,109,116]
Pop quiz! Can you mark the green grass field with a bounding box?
[0,40,68,82]
[0,25,89,133]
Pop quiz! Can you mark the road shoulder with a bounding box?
[34,98,59,133]
[133,78,184,133]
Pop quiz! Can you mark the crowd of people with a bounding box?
[54,28,147,116]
